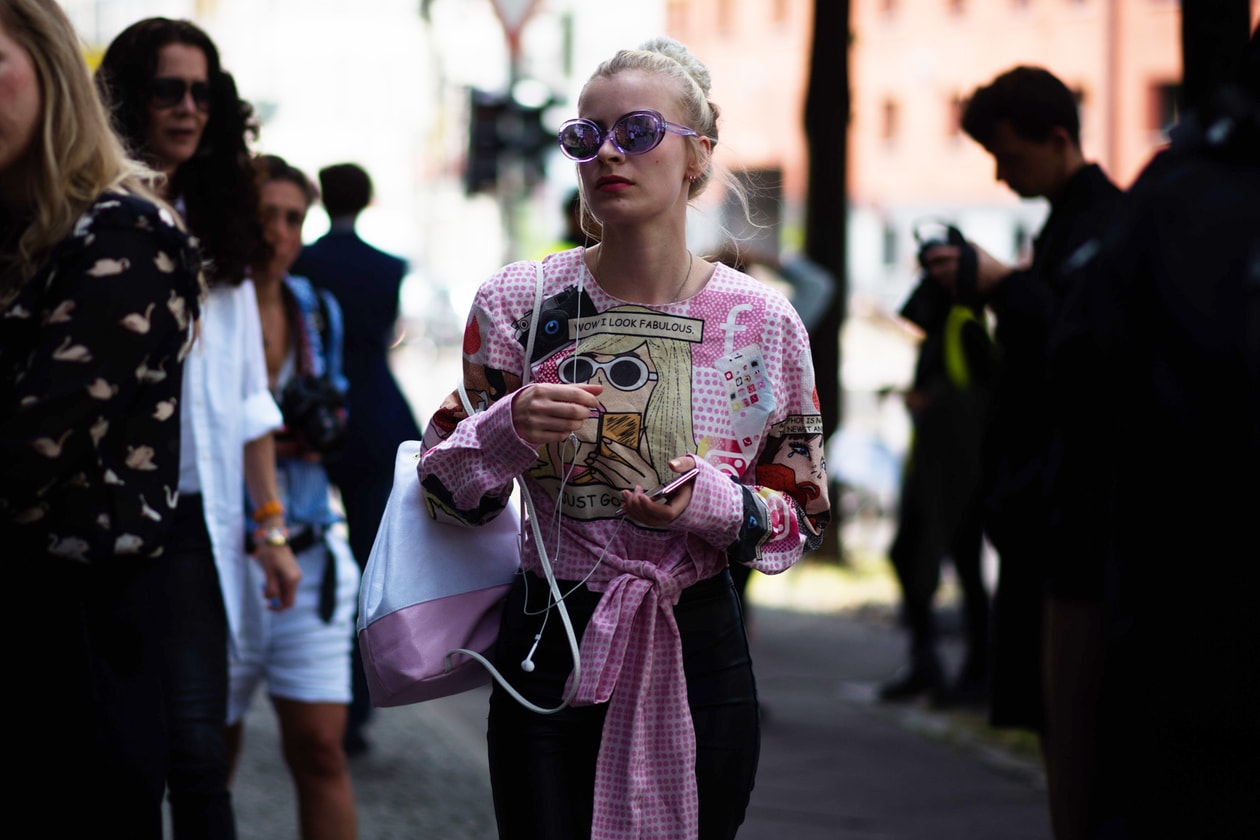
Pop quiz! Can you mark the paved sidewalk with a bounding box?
[737,604,1048,840]
[228,563,1050,840]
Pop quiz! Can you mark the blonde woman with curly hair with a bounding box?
[1,0,203,836]
[418,36,830,840]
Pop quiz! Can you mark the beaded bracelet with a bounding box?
[252,499,285,523]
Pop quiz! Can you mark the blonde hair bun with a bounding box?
[637,36,712,97]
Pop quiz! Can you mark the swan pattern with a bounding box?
[0,191,203,562]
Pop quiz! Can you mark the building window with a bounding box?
[717,0,735,35]
[881,98,900,141]
[666,0,686,36]
[882,224,898,268]
[1150,81,1181,133]
[947,93,966,137]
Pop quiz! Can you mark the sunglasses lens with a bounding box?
[558,357,595,384]
[559,121,602,161]
[149,78,185,107]
[150,78,211,111]
[607,358,648,389]
[190,82,212,110]
[614,113,664,155]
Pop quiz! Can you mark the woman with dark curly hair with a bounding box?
[96,19,302,840]
[96,17,262,285]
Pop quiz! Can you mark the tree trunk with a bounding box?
[804,0,851,559]
[803,0,851,444]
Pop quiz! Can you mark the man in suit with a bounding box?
[292,162,422,755]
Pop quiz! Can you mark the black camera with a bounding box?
[913,220,980,308]
[279,374,347,454]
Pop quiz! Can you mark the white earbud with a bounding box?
[521,632,542,673]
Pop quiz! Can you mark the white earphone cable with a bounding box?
[446,260,583,715]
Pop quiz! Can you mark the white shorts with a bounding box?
[228,525,361,724]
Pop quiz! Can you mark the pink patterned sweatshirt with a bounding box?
[418,247,830,839]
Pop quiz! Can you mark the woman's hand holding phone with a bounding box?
[618,457,698,526]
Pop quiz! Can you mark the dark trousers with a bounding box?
[332,466,393,731]
[487,570,760,840]
[12,550,169,838]
[162,494,236,840]
[889,494,989,674]
[988,544,1047,732]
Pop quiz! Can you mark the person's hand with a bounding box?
[972,243,1014,294]
[619,456,697,527]
[254,543,301,611]
[511,383,604,445]
[921,241,1012,298]
[903,389,931,416]
[586,435,654,489]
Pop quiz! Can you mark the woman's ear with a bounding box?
[687,136,713,182]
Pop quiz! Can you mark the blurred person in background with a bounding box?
[97,17,301,840]
[921,65,1123,840]
[878,254,993,709]
[291,161,421,755]
[227,153,360,840]
[2,1,202,835]
[1083,30,1260,837]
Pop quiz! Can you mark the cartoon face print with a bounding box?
[563,341,659,488]
[757,414,829,531]
[530,303,702,520]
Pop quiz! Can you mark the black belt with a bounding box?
[282,525,337,624]
[287,525,322,555]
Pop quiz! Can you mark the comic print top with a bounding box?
[418,246,830,840]
[0,191,203,563]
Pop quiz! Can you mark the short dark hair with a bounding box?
[962,65,1081,149]
[256,154,319,208]
[318,163,372,218]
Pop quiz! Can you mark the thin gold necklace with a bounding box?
[591,247,693,304]
[673,250,694,302]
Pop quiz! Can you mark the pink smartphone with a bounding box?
[648,466,700,501]
[615,467,700,517]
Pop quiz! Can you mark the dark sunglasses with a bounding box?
[557,110,699,163]
[149,77,212,112]
[558,354,658,391]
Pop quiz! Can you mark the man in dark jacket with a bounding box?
[1084,44,1260,837]
[292,162,422,755]
[922,65,1122,840]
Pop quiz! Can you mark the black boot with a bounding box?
[878,651,946,703]
[932,660,989,710]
